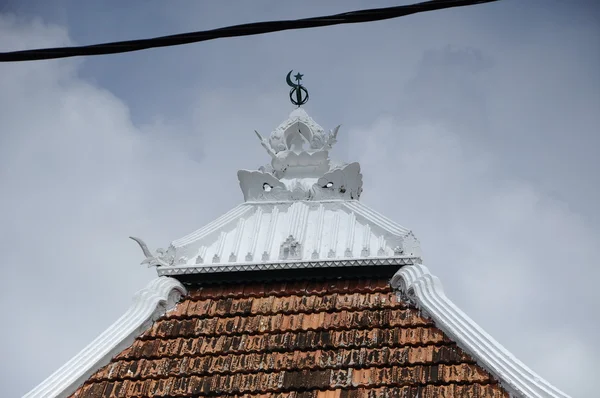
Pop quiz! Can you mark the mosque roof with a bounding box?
[25,74,571,398]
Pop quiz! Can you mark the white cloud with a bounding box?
[0,16,202,396]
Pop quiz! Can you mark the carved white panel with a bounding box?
[238,109,362,202]
[166,201,420,268]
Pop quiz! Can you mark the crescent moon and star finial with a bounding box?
[286,70,309,107]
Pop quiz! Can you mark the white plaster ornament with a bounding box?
[129,236,174,267]
[239,109,362,202]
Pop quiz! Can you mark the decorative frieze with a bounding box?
[158,256,418,276]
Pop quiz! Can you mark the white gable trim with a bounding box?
[172,204,250,247]
[24,277,187,398]
[391,264,570,398]
[344,201,411,236]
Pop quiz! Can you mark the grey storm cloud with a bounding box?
[1,1,598,397]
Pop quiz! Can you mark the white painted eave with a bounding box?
[163,200,421,272]
[391,264,572,398]
[24,277,187,398]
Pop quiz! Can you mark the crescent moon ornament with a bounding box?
[286,70,309,107]
[286,70,298,88]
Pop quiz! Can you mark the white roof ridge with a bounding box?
[343,201,412,236]
[24,277,186,398]
[172,204,251,247]
[391,264,572,398]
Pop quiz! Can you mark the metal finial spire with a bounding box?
[286,70,309,107]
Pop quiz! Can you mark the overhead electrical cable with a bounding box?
[0,0,499,63]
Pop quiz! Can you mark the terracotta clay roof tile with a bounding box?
[92,345,475,383]
[187,280,390,301]
[152,308,431,339]
[71,278,508,397]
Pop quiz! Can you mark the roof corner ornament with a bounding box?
[254,130,276,159]
[286,70,309,107]
[129,236,174,267]
[326,125,340,150]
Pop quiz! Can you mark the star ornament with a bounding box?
[294,73,304,82]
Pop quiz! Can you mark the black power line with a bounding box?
[0,0,499,63]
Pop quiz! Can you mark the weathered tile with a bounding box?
[102,381,125,398]
[165,298,190,319]
[70,278,507,397]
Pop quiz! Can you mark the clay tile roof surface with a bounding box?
[70,278,508,398]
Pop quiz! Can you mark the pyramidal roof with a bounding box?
[25,84,571,398]
[147,107,421,283]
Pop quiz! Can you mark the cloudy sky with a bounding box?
[1,1,598,396]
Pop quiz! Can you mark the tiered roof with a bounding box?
[141,107,420,283]
[25,78,571,398]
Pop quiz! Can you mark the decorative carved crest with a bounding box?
[239,109,362,202]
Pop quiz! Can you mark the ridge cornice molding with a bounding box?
[391,264,571,398]
[157,256,419,276]
[24,277,186,398]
